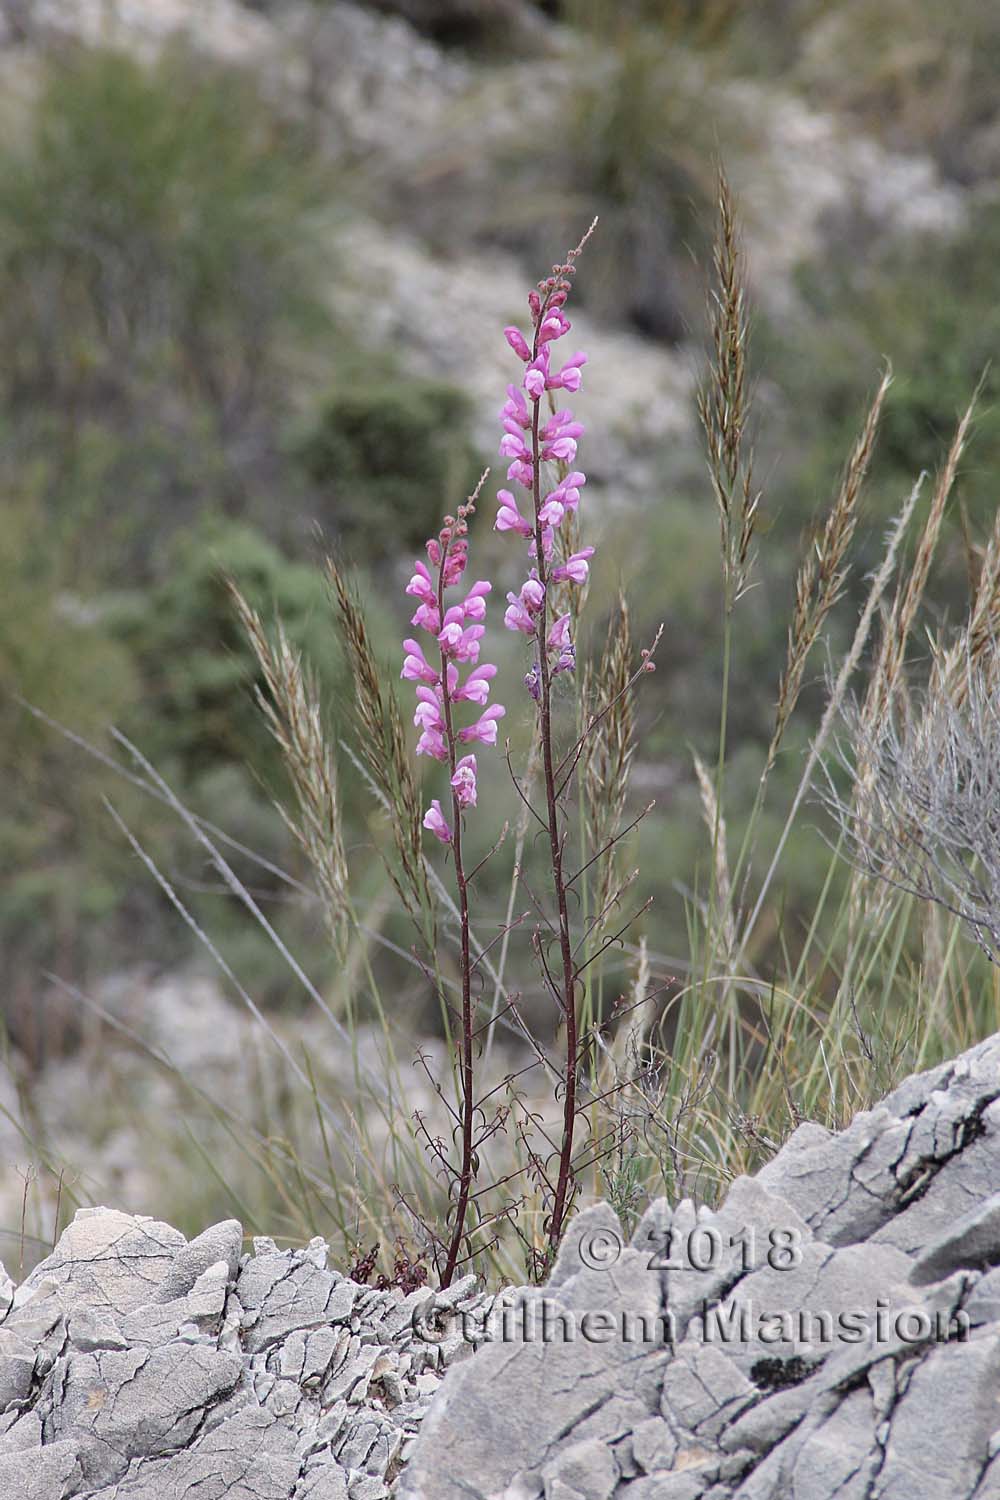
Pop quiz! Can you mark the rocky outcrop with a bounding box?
[0,1206,499,1499]
[402,1033,1000,1499]
[4,1033,1000,1498]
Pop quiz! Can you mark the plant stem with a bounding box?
[528,335,579,1268]
[438,560,476,1288]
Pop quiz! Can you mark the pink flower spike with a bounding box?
[454,663,497,704]
[495,488,534,538]
[458,704,506,746]
[402,638,438,685]
[451,754,478,810]
[504,326,532,362]
[551,547,595,584]
[423,799,452,843]
[416,727,449,762]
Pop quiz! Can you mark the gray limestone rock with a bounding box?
[150,1218,243,1303]
[13,1208,185,1315]
[5,1031,1000,1499]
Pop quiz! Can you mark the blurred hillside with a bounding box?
[2,0,1000,1250]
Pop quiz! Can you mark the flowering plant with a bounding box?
[400,227,661,1282]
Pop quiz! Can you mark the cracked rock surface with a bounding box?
[4,1033,1000,1498]
[0,1212,495,1499]
[401,1033,1000,1500]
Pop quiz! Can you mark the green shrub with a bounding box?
[295,373,482,561]
[0,44,332,572]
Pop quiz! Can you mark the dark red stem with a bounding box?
[529,306,579,1270]
[438,546,476,1288]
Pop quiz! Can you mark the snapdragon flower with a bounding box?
[423,799,451,843]
[495,262,593,690]
[451,754,478,808]
[495,489,534,539]
[401,500,504,843]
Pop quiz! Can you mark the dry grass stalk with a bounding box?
[582,594,636,931]
[739,472,925,959]
[768,366,891,769]
[229,582,350,958]
[959,502,1000,695]
[862,390,978,743]
[325,556,434,939]
[698,164,759,609]
[693,750,737,972]
[845,394,979,944]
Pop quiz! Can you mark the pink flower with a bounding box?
[451,754,478,809]
[458,705,506,746]
[402,638,439,685]
[438,613,484,662]
[460,580,491,621]
[524,348,550,401]
[503,576,544,635]
[529,526,555,561]
[499,433,531,463]
[501,384,530,432]
[541,435,578,464]
[551,547,595,584]
[547,352,587,393]
[547,471,586,514]
[413,685,444,732]
[495,488,534,539]
[553,643,576,676]
[522,576,545,612]
[504,326,532,362]
[538,496,566,529]
[506,458,534,489]
[416,726,448,761]
[405,561,436,607]
[442,542,468,587]
[548,614,575,676]
[454,663,497,705]
[541,411,584,445]
[410,601,441,633]
[504,594,536,634]
[548,613,572,651]
[423,799,452,842]
[538,307,571,344]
